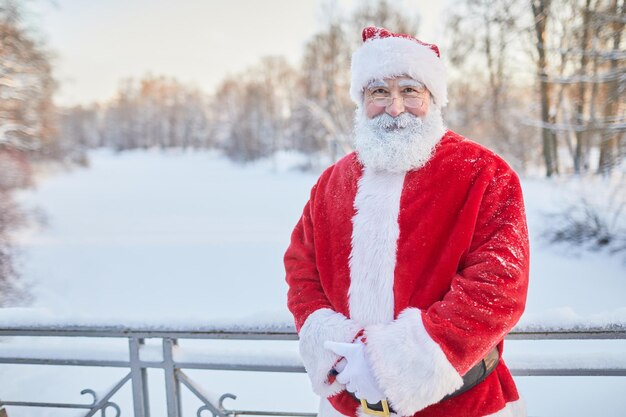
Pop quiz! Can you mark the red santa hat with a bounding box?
[350,26,448,107]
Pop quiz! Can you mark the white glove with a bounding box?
[324,339,385,403]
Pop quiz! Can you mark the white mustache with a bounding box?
[371,112,422,131]
[354,105,445,173]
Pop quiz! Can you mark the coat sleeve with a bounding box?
[285,181,361,398]
[364,165,530,416]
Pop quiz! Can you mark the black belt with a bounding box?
[349,347,500,415]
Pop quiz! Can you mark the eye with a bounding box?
[369,88,389,96]
[401,87,420,96]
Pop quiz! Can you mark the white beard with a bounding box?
[353,106,446,173]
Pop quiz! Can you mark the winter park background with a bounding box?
[1,0,625,417]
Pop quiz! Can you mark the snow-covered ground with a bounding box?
[2,149,625,416]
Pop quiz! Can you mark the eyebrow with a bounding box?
[367,80,389,89]
[398,79,425,88]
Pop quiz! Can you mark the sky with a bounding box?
[29,0,449,106]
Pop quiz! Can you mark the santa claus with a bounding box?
[284,27,529,417]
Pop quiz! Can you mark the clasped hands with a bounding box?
[324,338,385,403]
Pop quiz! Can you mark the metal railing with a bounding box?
[0,320,625,416]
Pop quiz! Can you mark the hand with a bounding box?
[324,340,385,403]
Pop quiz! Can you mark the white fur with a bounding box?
[364,308,464,415]
[299,308,362,397]
[485,400,527,417]
[353,105,446,173]
[351,37,447,107]
[348,168,405,326]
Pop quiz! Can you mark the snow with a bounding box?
[0,307,295,332]
[515,307,626,333]
[0,337,303,369]
[172,342,302,369]
[507,346,626,372]
[0,338,131,363]
[14,149,309,321]
[2,148,626,416]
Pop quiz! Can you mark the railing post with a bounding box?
[163,338,182,417]
[129,337,150,417]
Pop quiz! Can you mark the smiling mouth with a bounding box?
[383,124,406,131]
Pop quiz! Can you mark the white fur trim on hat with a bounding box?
[350,36,448,107]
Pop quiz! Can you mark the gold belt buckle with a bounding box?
[360,399,391,417]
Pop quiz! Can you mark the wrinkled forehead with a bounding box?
[366,76,425,90]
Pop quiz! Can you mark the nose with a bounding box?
[386,96,405,117]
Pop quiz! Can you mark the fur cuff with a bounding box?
[485,400,526,417]
[299,308,362,397]
[364,308,463,415]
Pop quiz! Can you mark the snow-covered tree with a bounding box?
[95,76,211,151]
[290,23,353,160]
[446,0,624,176]
[444,0,541,173]
[0,0,55,152]
[0,0,55,302]
[211,56,297,161]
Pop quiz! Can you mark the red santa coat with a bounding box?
[285,131,529,417]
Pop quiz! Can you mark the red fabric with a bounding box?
[285,131,529,417]
[361,26,441,58]
[285,157,362,331]
[327,370,338,385]
[352,328,365,342]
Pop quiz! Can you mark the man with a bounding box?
[284,26,529,417]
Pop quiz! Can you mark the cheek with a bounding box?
[365,102,384,118]
[407,98,429,118]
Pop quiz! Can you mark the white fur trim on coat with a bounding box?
[349,168,405,327]
[299,308,362,397]
[484,400,527,417]
[364,308,463,416]
[350,36,448,107]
